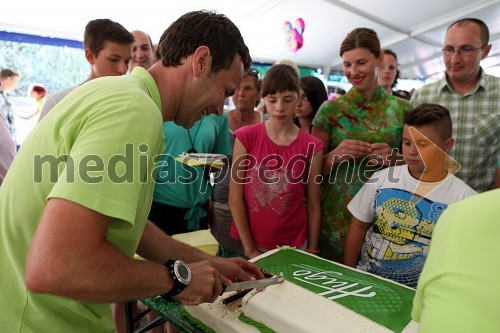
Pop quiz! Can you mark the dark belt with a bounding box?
[148,200,209,236]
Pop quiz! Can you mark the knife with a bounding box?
[222,274,284,294]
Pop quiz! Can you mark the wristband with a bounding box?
[161,260,191,301]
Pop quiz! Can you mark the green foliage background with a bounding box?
[0,41,87,96]
[0,41,322,98]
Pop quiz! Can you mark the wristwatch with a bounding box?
[162,260,192,300]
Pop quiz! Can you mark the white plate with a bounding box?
[186,153,226,160]
[178,153,227,165]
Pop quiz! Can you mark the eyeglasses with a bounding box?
[441,46,484,57]
[247,68,261,80]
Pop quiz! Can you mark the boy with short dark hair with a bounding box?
[344,103,476,288]
[39,19,134,120]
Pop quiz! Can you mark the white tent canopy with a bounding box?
[2,0,500,80]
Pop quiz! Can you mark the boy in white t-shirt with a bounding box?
[344,103,476,288]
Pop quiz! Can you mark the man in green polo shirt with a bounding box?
[0,11,263,333]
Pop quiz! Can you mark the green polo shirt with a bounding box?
[0,67,165,332]
[412,190,500,332]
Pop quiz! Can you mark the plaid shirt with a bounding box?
[0,92,16,144]
[411,69,499,192]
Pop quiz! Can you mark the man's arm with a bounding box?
[138,220,264,283]
[344,217,372,267]
[25,198,176,303]
[137,220,214,263]
[24,198,234,305]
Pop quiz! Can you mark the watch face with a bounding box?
[174,261,192,285]
[178,265,189,279]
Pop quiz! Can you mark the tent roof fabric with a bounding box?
[1,0,499,79]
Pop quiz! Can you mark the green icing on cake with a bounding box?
[179,307,216,333]
[178,248,415,332]
[253,248,415,333]
[239,313,276,333]
[180,302,276,333]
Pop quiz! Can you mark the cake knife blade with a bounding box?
[222,274,284,293]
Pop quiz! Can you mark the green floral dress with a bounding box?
[312,87,411,262]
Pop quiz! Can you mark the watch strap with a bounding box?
[162,259,187,300]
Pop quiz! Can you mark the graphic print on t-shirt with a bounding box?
[359,188,447,287]
[248,164,296,215]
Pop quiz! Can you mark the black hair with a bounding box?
[261,64,300,98]
[84,19,134,56]
[300,76,328,118]
[404,103,452,141]
[155,10,252,74]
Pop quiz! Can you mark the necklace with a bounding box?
[187,117,203,153]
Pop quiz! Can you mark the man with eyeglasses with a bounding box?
[411,18,499,193]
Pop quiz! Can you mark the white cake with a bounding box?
[185,248,416,332]
[185,296,260,332]
[241,281,392,333]
[186,281,392,333]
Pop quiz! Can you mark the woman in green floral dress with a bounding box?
[312,28,412,262]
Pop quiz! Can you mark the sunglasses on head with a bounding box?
[247,68,261,80]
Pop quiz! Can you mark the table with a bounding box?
[125,296,203,333]
[125,229,220,332]
[145,297,201,332]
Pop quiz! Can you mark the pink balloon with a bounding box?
[295,18,305,34]
[283,18,305,52]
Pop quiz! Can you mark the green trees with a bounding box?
[0,41,87,96]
